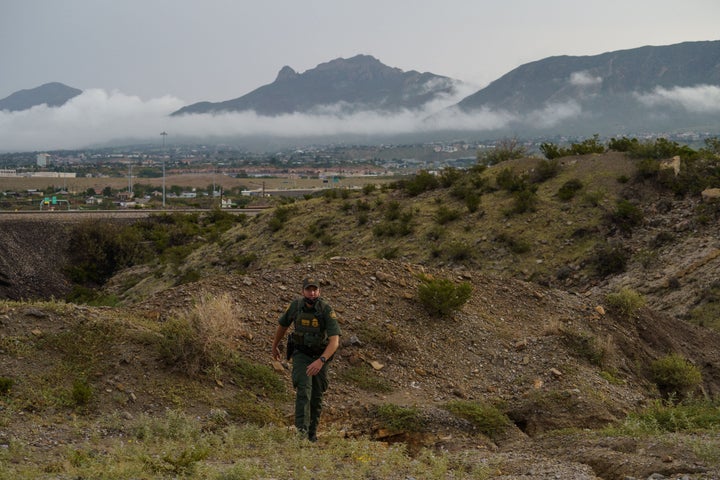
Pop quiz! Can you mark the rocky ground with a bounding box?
[3,257,720,478]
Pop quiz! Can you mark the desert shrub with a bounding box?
[605,287,646,317]
[650,353,703,399]
[70,378,94,407]
[438,166,463,187]
[417,275,472,317]
[0,377,14,395]
[362,183,377,195]
[495,168,528,192]
[531,159,561,183]
[557,178,584,201]
[608,199,644,234]
[268,205,296,232]
[506,186,539,216]
[443,240,475,262]
[401,170,440,196]
[374,404,426,433]
[478,138,527,165]
[157,293,247,375]
[443,400,511,439]
[434,205,461,225]
[608,136,639,152]
[591,241,629,276]
[373,202,414,237]
[495,232,531,254]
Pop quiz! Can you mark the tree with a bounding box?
[478,138,527,165]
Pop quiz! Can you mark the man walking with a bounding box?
[271,277,340,442]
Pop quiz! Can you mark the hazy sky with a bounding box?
[1,0,719,151]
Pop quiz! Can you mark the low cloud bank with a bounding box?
[635,84,720,113]
[1,84,718,152]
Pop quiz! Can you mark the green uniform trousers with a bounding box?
[291,350,329,437]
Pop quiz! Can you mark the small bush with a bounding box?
[592,241,629,277]
[557,179,584,201]
[0,377,14,395]
[512,188,539,215]
[531,159,561,183]
[443,400,511,439]
[70,378,94,407]
[157,294,247,375]
[417,275,472,317]
[495,232,531,254]
[434,205,461,225]
[605,287,646,317]
[650,353,703,399]
[375,404,426,433]
[607,199,644,234]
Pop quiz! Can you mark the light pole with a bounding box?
[160,131,168,208]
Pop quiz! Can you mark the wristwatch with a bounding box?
[320,356,327,363]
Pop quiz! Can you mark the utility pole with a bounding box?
[160,131,168,208]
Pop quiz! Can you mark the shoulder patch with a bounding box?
[330,311,337,319]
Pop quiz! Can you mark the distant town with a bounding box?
[0,131,714,211]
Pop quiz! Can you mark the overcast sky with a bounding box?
[1,0,719,151]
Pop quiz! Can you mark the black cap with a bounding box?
[302,277,319,289]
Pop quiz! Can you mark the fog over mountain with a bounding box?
[1,41,720,152]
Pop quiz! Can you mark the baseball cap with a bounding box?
[302,277,319,289]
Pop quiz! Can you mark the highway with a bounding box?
[0,208,267,222]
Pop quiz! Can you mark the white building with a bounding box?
[36,153,51,167]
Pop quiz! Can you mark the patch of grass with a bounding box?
[443,400,511,439]
[608,398,720,435]
[337,364,393,393]
[561,329,612,368]
[228,355,288,401]
[374,403,426,433]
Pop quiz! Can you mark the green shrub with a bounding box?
[70,378,94,407]
[0,377,14,395]
[607,199,644,234]
[605,287,646,317]
[506,186,539,216]
[557,178,584,201]
[417,275,472,317]
[434,205,461,225]
[531,159,560,183]
[495,232,531,254]
[443,400,511,439]
[592,241,629,277]
[374,404,425,433]
[402,170,440,196]
[443,241,475,262]
[650,353,703,399]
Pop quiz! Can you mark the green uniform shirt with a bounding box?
[279,297,341,342]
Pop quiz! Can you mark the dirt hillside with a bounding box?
[3,258,720,478]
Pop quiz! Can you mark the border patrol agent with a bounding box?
[271,277,340,442]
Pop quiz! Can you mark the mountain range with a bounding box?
[0,82,82,112]
[3,40,719,139]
